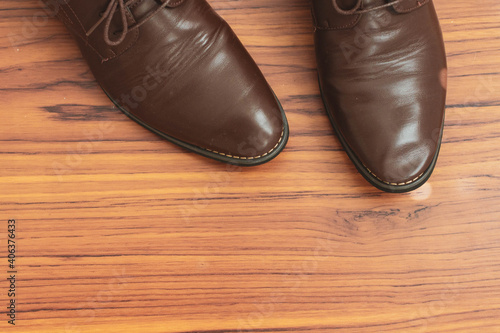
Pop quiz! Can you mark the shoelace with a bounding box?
[332,0,404,15]
[86,0,170,46]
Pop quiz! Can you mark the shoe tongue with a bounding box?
[334,0,359,10]
[161,0,185,6]
[335,0,429,13]
[335,0,387,11]
[391,0,429,13]
[130,0,184,18]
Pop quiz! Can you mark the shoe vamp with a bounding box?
[87,0,281,154]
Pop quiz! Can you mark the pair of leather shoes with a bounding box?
[42,0,446,193]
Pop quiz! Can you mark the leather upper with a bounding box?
[44,0,286,160]
[313,0,447,185]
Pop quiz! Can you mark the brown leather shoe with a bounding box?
[42,0,288,166]
[312,0,447,192]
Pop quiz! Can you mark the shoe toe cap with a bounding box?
[364,140,437,186]
[203,98,287,161]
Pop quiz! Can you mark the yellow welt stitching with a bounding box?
[362,163,426,187]
[205,128,284,160]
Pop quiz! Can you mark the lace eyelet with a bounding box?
[89,0,171,47]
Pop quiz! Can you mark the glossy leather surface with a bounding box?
[43,0,288,164]
[312,0,447,189]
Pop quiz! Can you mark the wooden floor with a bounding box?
[1,0,500,332]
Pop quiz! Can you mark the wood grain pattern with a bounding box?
[1,0,500,332]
